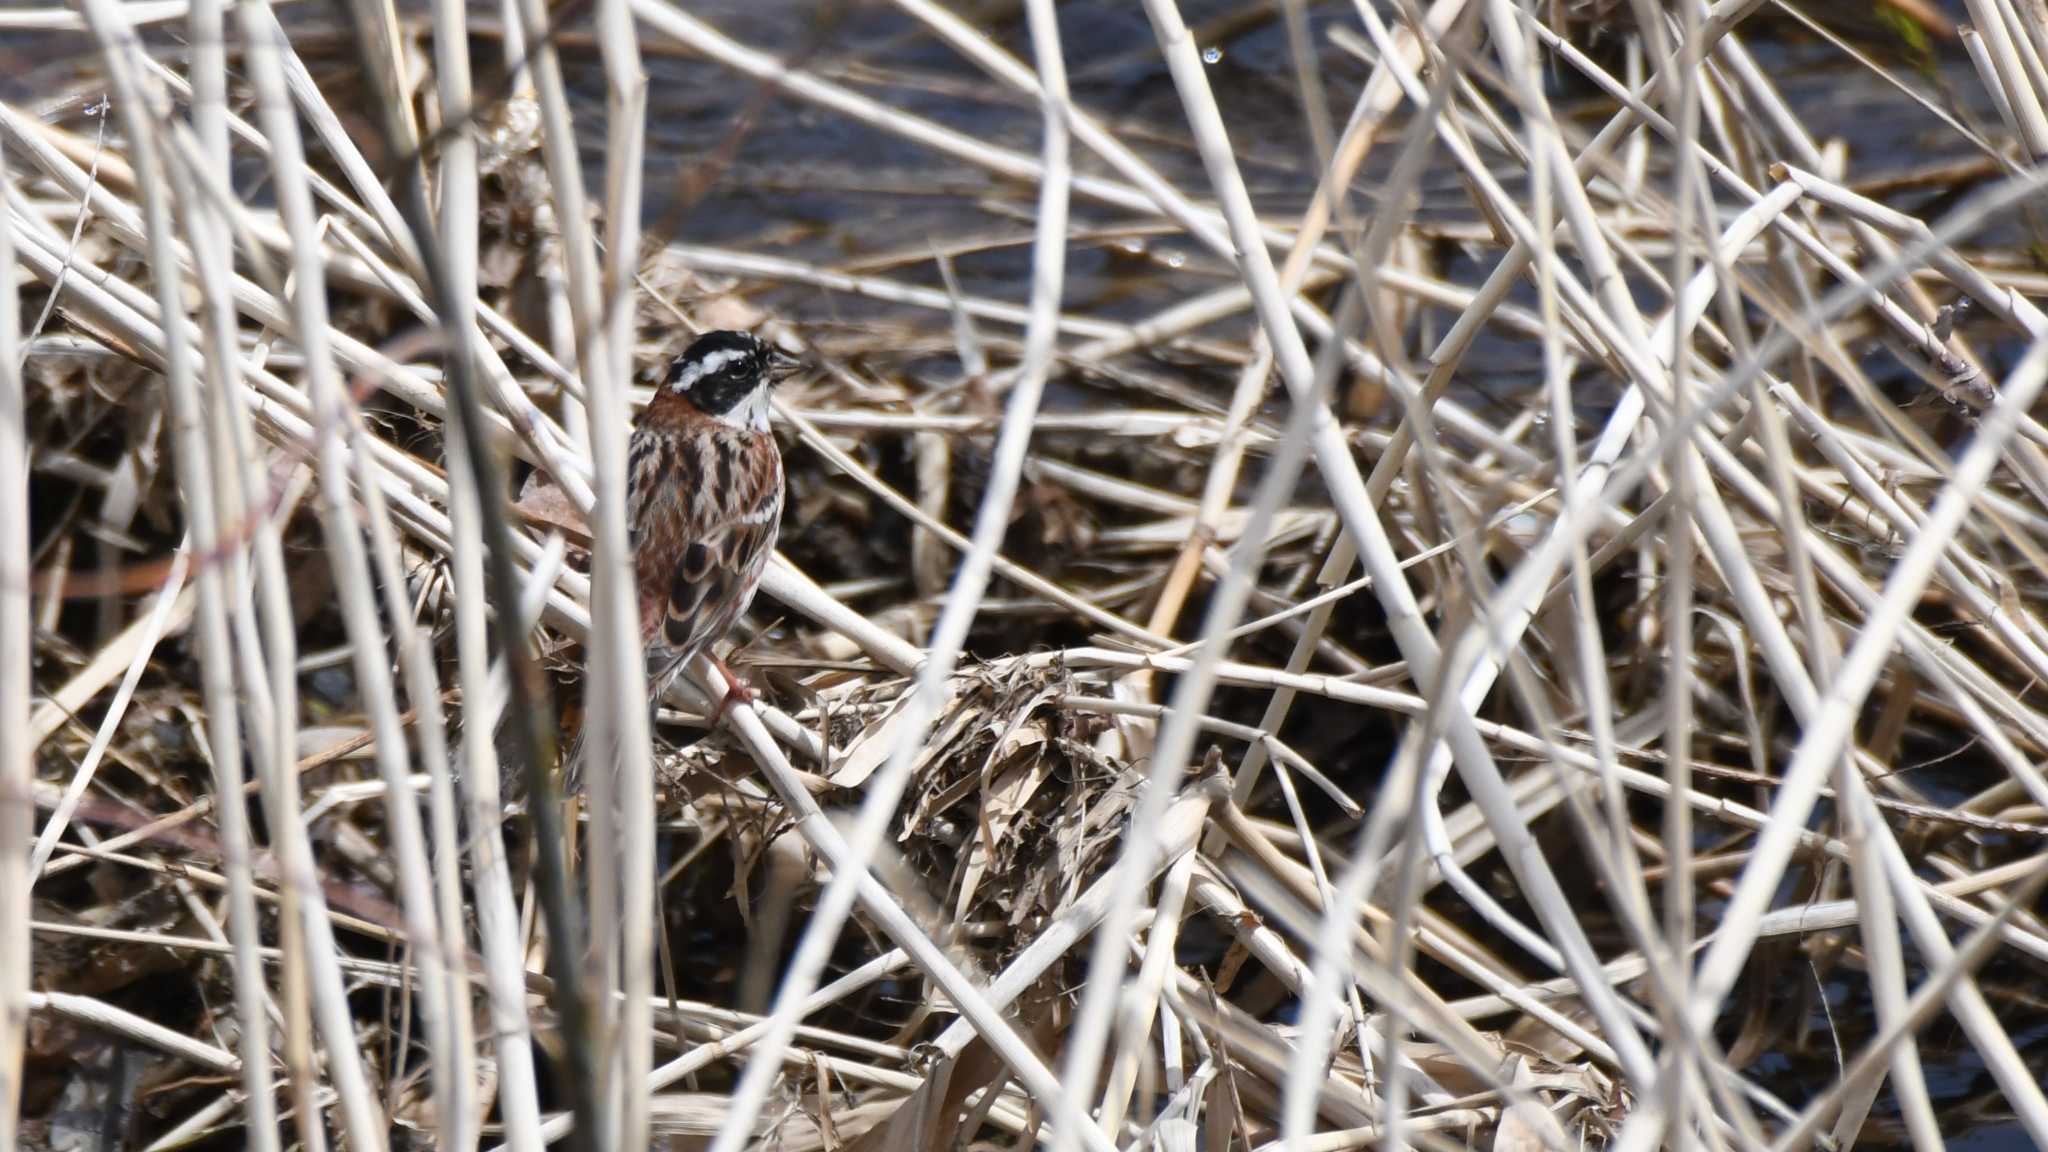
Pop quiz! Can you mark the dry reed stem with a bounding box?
[0,119,27,1152]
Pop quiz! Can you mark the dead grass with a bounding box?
[7,0,2048,1150]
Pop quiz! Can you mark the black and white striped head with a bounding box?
[663,330,795,432]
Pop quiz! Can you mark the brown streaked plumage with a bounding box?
[568,330,792,791]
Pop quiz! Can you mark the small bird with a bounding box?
[568,330,794,789]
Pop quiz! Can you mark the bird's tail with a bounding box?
[558,688,669,798]
[545,650,691,799]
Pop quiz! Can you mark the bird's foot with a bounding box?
[708,653,756,727]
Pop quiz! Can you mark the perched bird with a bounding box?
[568,330,795,790]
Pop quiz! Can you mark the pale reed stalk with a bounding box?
[594,0,654,1142]
[0,129,29,1152]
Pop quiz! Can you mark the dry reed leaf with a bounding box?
[511,472,591,546]
[829,687,953,789]
[841,1035,1006,1152]
[1492,1057,1569,1152]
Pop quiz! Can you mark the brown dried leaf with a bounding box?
[512,472,591,545]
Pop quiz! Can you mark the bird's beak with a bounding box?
[767,346,803,385]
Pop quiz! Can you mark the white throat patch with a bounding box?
[713,385,773,433]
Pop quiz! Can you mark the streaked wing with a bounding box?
[626,423,782,684]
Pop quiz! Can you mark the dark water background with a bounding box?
[0,2,2021,407]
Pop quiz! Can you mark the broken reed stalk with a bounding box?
[13,1,2048,1150]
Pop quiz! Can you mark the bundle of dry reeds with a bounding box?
[5,0,2048,1149]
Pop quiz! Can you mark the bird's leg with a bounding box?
[707,651,755,726]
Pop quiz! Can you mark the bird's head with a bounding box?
[663,330,799,431]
